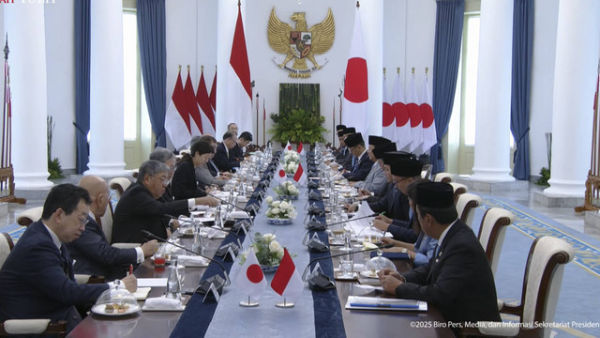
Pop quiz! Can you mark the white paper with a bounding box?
[133,287,152,300]
[137,278,168,287]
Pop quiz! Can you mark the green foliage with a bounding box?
[48,158,64,179]
[535,167,550,186]
[269,108,327,144]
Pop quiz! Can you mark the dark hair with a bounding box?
[149,147,175,163]
[417,204,458,225]
[190,140,213,157]
[199,135,217,144]
[406,178,428,201]
[239,131,253,142]
[138,160,169,183]
[223,131,234,141]
[42,184,91,220]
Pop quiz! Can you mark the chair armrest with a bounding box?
[1,319,67,335]
[112,243,141,249]
[74,274,91,285]
[499,302,523,316]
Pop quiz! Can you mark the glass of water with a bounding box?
[340,257,354,278]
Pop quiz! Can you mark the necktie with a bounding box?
[352,156,357,171]
[433,244,439,259]
[59,245,69,277]
[95,215,102,227]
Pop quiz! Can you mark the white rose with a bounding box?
[276,247,284,259]
[279,201,289,209]
[269,240,282,253]
[263,233,276,241]
[272,201,280,208]
[271,207,280,215]
[289,186,298,194]
[266,196,273,204]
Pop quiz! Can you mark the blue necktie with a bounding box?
[352,156,357,171]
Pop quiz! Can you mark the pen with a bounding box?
[350,303,419,309]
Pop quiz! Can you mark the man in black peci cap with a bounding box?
[342,133,373,181]
[378,182,500,328]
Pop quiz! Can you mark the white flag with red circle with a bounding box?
[284,141,292,152]
[381,74,395,141]
[393,71,411,150]
[407,72,423,153]
[420,74,436,153]
[274,162,287,184]
[234,247,267,297]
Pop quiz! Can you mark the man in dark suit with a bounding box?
[112,160,217,244]
[0,184,137,333]
[339,127,356,171]
[230,131,252,162]
[149,146,177,201]
[334,129,348,163]
[213,131,239,172]
[342,132,373,181]
[67,176,158,280]
[379,182,501,326]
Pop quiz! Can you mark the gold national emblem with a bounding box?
[267,8,335,78]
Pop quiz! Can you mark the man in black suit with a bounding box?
[149,146,177,201]
[67,176,159,280]
[112,160,217,243]
[379,182,501,326]
[0,184,137,333]
[213,131,239,172]
[338,127,356,171]
[342,132,373,181]
[230,131,252,162]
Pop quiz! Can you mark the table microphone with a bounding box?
[301,243,394,291]
[140,230,231,293]
[305,213,378,231]
[197,188,255,218]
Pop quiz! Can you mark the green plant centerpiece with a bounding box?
[269,108,327,144]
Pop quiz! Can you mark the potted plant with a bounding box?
[269,108,327,145]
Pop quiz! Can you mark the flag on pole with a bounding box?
[234,247,267,297]
[209,67,217,113]
[341,3,369,136]
[420,71,436,153]
[165,70,191,150]
[393,69,411,150]
[293,162,307,185]
[196,68,216,136]
[227,2,252,134]
[297,142,305,155]
[381,71,395,141]
[407,71,423,153]
[184,70,203,135]
[271,248,303,300]
[274,161,287,184]
[284,141,292,152]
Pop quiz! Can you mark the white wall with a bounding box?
[45,0,75,170]
[529,0,559,176]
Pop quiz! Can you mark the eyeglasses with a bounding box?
[78,216,90,226]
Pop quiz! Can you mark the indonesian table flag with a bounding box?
[271,248,303,300]
[234,247,266,297]
[274,162,287,184]
[341,4,369,136]
[227,2,253,134]
[393,70,411,150]
[196,68,216,136]
[420,72,436,153]
[293,162,307,185]
[381,73,395,141]
[165,70,191,150]
[184,71,203,136]
[407,71,423,153]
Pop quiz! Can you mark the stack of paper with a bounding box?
[345,296,427,311]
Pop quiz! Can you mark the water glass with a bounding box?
[340,258,354,278]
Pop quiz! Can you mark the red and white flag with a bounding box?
[165,71,191,150]
[196,68,216,136]
[184,71,203,136]
[393,70,411,150]
[284,141,292,152]
[227,2,253,134]
[381,73,395,141]
[341,5,369,136]
[293,162,307,185]
[420,73,436,153]
[209,68,217,113]
[274,162,287,184]
[407,71,423,153]
[297,142,305,155]
[234,247,267,297]
[270,248,303,300]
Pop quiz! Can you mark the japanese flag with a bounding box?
[284,141,292,152]
[234,247,266,297]
[274,162,287,184]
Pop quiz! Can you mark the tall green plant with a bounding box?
[269,108,327,144]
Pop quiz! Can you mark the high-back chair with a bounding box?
[449,182,467,202]
[420,164,432,180]
[99,200,114,244]
[455,193,482,228]
[0,319,67,337]
[0,233,14,268]
[108,177,132,199]
[433,172,452,183]
[477,207,513,275]
[460,236,574,337]
[16,207,43,226]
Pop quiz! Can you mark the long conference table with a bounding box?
[68,156,453,338]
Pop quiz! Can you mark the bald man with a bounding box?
[66,176,158,280]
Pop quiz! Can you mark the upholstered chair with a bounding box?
[455,193,482,228]
[16,206,43,226]
[433,172,452,183]
[477,207,514,275]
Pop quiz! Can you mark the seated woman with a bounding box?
[381,181,437,266]
[195,135,230,187]
[172,140,215,200]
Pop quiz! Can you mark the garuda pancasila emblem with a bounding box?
[268,8,335,78]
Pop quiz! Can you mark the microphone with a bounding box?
[197,188,255,218]
[325,213,378,227]
[305,213,378,232]
[302,243,394,291]
[140,230,231,293]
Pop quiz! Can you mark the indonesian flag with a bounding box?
[165,71,191,150]
[196,69,216,136]
[271,248,303,300]
[381,73,395,141]
[393,71,411,150]
[420,73,436,153]
[284,141,292,152]
[234,247,267,297]
[227,2,253,134]
[274,162,287,184]
[341,5,369,136]
[407,71,423,153]
[184,71,203,136]
[209,68,217,112]
[297,142,305,155]
[293,162,307,185]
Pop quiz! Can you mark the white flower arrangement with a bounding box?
[273,180,299,197]
[241,232,284,267]
[265,198,297,219]
[284,161,299,174]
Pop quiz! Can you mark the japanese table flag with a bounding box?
[235,247,266,297]
[271,248,303,301]
[274,162,287,184]
[284,141,293,152]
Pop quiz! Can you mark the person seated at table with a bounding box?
[112,160,218,244]
[352,136,393,197]
[149,146,177,202]
[338,127,356,171]
[230,131,252,162]
[67,176,159,280]
[172,140,216,200]
[213,131,239,172]
[342,132,373,181]
[333,124,346,152]
[195,135,230,187]
[378,182,501,327]
[227,122,238,137]
[0,184,137,333]
[381,181,437,267]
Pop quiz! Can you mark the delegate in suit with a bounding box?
[213,132,240,172]
[342,132,373,182]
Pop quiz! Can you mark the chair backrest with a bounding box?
[0,319,67,336]
[455,193,482,227]
[477,207,513,274]
[421,164,432,180]
[0,233,14,268]
[108,177,132,199]
[520,236,573,326]
[433,172,452,183]
[449,182,467,202]
[16,206,43,226]
[100,200,114,243]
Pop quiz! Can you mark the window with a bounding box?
[123,10,138,141]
